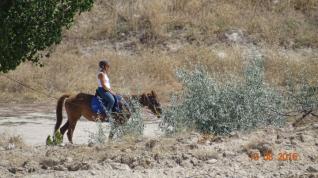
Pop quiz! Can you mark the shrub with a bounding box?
[110,99,144,139]
[162,48,286,135]
[88,120,108,145]
[46,130,63,146]
[88,98,144,143]
[285,70,318,125]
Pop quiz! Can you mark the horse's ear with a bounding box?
[151,90,157,97]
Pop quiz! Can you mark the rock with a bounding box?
[223,151,236,158]
[307,166,318,173]
[296,133,305,142]
[211,136,223,143]
[247,149,260,159]
[90,171,97,176]
[65,157,73,163]
[190,158,199,166]
[275,140,282,144]
[182,153,190,160]
[290,139,297,145]
[145,139,158,150]
[187,143,198,150]
[88,142,95,147]
[222,29,245,43]
[217,51,227,59]
[229,132,239,138]
[22,160,38,173]
[67,162,90,171]
[40,158,59,168]
[91,163,104,170]
[180,160,193,168]
[8,167,24,174]
[5,143,15,150]
[256,143,273,156]
[53,165,67,171]
[312,123,318,129]
[110,163,130,170]
[207,159,218,164]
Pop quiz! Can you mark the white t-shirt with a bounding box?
[97,72,111,89]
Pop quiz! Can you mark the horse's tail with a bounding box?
[54,94,70,133]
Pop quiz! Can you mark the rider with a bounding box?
[97,60,116,117]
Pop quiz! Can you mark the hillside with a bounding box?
[0,0,317,103]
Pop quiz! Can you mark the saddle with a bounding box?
[91,89,122,114]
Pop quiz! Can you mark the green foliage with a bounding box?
[88,99,144,144]
[88,121,108,144]
[0,0,94,73]
[110,99,144,139]
[162,48,286,135]
[46,130,63,146]
[286,71,318,115]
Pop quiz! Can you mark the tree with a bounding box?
[0,0,94,73]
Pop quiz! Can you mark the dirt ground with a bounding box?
[0,105,317,178]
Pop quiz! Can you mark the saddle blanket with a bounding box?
[90,95,122,114]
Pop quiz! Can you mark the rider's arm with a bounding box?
[98,73,111,92]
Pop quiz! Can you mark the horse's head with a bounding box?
[140,90,162,118]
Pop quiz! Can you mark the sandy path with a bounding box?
[0,104,162,145]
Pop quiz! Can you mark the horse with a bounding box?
[54,90,161,143]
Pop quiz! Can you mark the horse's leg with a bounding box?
[60,121,69,135]
[65,110,81,144]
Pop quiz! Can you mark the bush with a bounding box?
[285,70,318,125]
[110,99,144,139]
[88,99,144,143]
[162,48,286,135]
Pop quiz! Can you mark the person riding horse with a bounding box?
[96,60,116,117]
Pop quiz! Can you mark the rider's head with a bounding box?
[99,60,110,72]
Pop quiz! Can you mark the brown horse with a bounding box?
[54,90,161,143]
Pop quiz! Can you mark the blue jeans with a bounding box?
[97,87,115,115]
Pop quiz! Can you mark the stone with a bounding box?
[256,143,272,156]
[5,143,15,150]
[307,166,318,173]
[187,144,198,150]
[8,167,23,174]
[207,159,218,164]
[296,133,305,142]
[180,160,193,168]
[53,165,67,171]
[229,132,239,138]
[40,158,59,168]
[67,162,90,171]
[223,151,236,158]
[247,149,260,159]
[109,163,130,170]
[145,139,158,150]
[190,158,199,166]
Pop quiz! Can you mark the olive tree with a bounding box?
[0,0,94,73]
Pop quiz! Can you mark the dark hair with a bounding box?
[99,60,109,69]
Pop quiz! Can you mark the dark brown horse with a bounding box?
[54,90,161,143]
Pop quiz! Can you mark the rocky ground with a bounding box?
[0,116,317,178]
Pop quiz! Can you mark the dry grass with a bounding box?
[0,0,317,103]
[0,43,317,103]
[65,0,318,47]
[0,133,25,149]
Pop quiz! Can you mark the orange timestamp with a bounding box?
[250,152,299,161]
